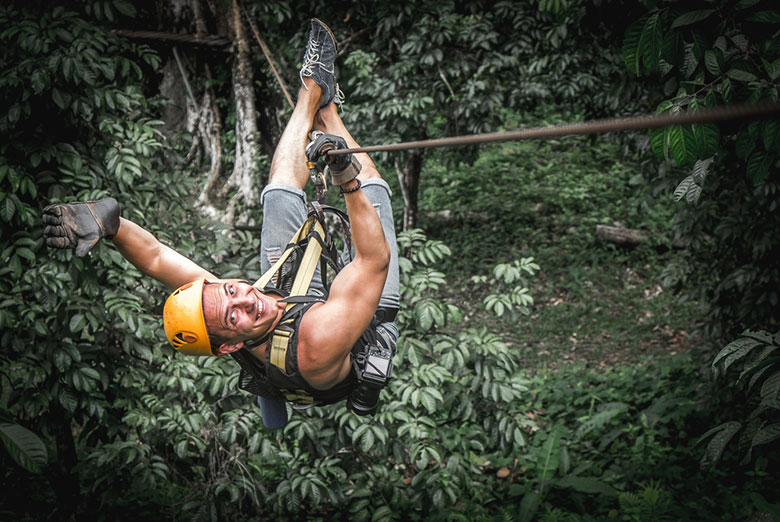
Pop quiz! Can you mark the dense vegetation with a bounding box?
[1,0,778,521]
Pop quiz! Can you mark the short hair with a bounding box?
[202,282,231,351]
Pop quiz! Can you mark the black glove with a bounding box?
[42,197,120,258]
[305,132,361,185]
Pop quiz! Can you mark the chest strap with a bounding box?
[253,213,329,374]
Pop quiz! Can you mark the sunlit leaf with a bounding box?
[669,125,697,167]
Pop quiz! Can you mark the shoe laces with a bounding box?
[334,83,345,106]
[299,38,334,89]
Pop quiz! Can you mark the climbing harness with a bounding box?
[229,202,396,415]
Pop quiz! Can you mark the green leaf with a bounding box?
[518,491,540,522]
[692,157,714,186]
[713,337,764,370]
[746,151,771,185]
[763,58,780,81]
[52,88,66,110]
[650,128,669,159]
[736,0,762,9]
[669,125,697,166]
[727,64,758,83]
[414,301,435,331]
[749,365,774,393]
[0,422,47,473]
[59,388,77,413]
[360,427,375,453]
[623,15,648,75]
[735,130,756,160]
[699,421,742,468]
[686,183,702,204]
[671,9,715,29]
[371,505,392,522]
[555,476,618,496]
[704,49,721,75]
[693,123,720,157]
[640,12,663,73]
[721,77,734,102]
[746,11,780,23]
[352,423,371,445]
[760,371,780,400]
[69,313,86,333]
[16,247,35,261]
[763,120,779,152]
[752,423,780,447]
[737,346,777,383]
[538,425,561,483]
[576,403,629,439]
[674,175,694,203]
[8,104,21,124]
[113,0,137,17]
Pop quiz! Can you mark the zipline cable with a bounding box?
[325,102,780,156]
[178,12,779,157]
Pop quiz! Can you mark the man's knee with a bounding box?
[267,169,302,188]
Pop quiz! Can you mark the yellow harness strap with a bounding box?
[253,216,328,374]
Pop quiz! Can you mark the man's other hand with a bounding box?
[42,198,120,258]
[306,132,361,186]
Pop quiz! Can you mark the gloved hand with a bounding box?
[305,132,362,186]
[42,197,120,258]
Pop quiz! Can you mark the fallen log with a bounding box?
[421,210,490,222]
[595,225,647,246]
[595,225,686,250]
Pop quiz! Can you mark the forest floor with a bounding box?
[408,117,710,374]
[448,259,706,373]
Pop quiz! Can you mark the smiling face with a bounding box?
[201,279,283,354]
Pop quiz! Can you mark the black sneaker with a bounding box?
[299,18,344,107]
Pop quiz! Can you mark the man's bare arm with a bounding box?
[113,218,216,291]
[298,180,390,388]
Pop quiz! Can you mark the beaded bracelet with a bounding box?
[338,178,362,196]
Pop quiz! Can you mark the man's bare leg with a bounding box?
[268,78,324,189]
[313,103,381,181]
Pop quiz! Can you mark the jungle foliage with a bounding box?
[1,0,779,521]
[619,0,780,485]
[622,0,780,338]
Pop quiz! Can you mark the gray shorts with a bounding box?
[259,179,400,343]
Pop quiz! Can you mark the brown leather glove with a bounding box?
[42,197,120,258]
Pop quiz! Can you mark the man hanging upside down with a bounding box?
[42,19,400,430]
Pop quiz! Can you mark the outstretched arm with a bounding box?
[43,198,214,291]
[112,218,215,291]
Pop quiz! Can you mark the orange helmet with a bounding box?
[163,279,215,356]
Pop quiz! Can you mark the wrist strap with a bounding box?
[338,178,361,197]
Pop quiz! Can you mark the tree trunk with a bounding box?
[217,0,260,225]
[47,405,80,521]
[194,67,225,218]
[395,150,424,231]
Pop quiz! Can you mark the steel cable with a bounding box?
[325,103,780,156]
